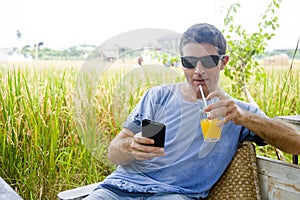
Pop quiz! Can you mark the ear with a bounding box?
[220,55,229,70]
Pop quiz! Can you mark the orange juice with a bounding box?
[200,119,210,137]
[200,118,222,142]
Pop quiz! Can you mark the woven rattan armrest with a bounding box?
[207,141,262,200]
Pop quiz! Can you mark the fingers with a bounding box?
[205,99,228,117]
[205,99,241,125]
[133,132,155,145]
[132,147,165,161]
[131,133,165,161]
[206,90,228,101]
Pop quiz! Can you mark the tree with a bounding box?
[20,45,32,58]
[222,0,282,102]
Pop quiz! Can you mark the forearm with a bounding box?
[238,111,300,154]
[108,131,135,166]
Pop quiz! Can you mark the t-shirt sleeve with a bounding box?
[238,102,267,146]
[122,86,162,134]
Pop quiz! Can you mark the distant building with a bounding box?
[157,34,181,54]
[101,49,118,62]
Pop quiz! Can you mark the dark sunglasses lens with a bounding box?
[182,55,222,69]
[201,55,220,68]
[181,57,196,68]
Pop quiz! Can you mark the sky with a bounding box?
[0,0,299,51]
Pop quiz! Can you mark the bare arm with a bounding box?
[233,110,300,155]
[108,128,165,166]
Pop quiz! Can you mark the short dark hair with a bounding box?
[179,23,227,55]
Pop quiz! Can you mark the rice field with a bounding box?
[0,58,299,199]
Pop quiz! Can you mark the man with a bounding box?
[85,23,300,199]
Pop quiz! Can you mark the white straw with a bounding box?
[199,85,207,108]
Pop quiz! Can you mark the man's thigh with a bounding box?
[84,188,194,200]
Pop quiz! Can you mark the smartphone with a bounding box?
[142,119,166,148]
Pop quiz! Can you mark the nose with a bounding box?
[194,61,206,75]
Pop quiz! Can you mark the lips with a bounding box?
[193,78,207,86]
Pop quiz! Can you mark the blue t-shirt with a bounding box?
[100,83,266,198]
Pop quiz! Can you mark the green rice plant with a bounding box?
[0,63,112,199]
[249,67,299,117]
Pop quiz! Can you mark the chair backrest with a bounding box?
[207,141,262,200]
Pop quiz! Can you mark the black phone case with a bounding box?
[142,119,166,147]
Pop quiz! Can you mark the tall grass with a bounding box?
[0,62,112,199]
[0,59,299,199]
[252,68,299,116]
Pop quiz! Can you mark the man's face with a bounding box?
[181,42,228,98]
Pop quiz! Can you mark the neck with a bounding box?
[179,83,198,102]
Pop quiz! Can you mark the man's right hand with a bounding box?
[108,129,165,165]
[131,132,165,161]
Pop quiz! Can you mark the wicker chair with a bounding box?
[58,141,262,200]
[207,141,262,200]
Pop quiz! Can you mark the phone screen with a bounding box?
[142,119,166,147]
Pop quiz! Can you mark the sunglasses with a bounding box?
[181,55,225,69]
